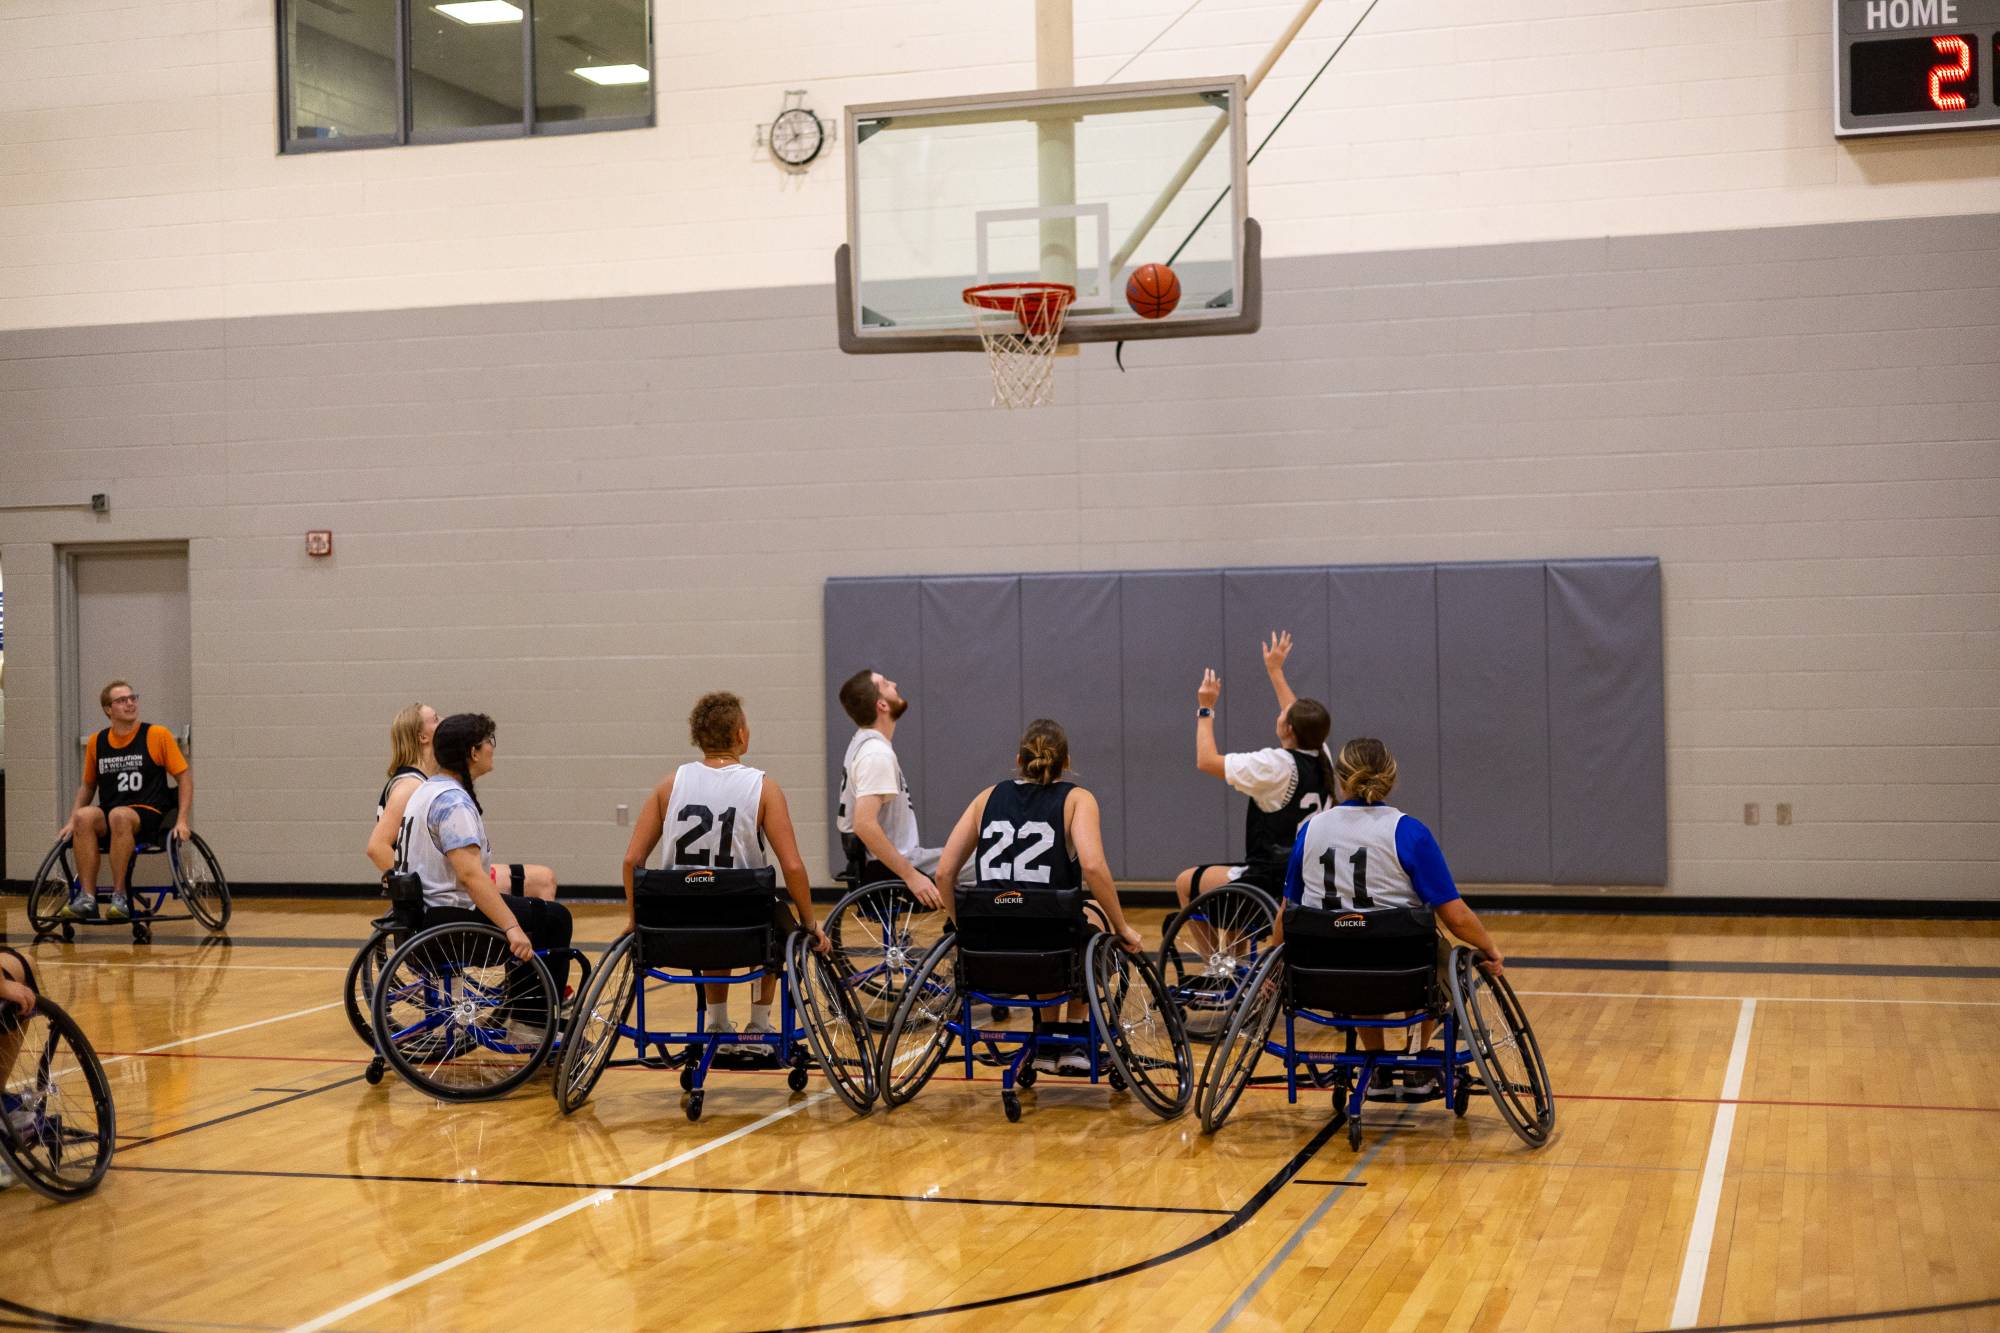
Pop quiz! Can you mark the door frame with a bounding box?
[55,541,191,818]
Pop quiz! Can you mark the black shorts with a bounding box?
[1189,860,1288,899]
[98,804,169,846]
[423,894,575,993]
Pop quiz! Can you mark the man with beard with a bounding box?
[834,668,946,908]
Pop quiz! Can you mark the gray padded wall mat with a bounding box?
[825,557,1664,885]
[1547,560,1668,885]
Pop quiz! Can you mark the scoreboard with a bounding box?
[1837,0,2000,135]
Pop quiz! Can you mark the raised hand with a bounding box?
[1262,630,1293,674]
[1197,669,1221,708]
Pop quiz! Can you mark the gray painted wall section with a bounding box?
[2,214,1995,898]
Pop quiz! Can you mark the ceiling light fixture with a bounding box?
[435,1,523,25]
[573,63,650,86]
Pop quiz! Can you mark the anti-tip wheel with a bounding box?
[788,1066,809,1092]
[1017,1066,1037,1089]
[365,1058,385,1086]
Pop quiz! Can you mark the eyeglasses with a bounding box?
[108,695,139,705]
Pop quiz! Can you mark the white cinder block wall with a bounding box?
[0,0,1995,899]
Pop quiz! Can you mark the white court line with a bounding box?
[287,1093,828,1333]
[1516,988,2000,1008]
[97,1001,344,1073]
[1669,997,1756,1329]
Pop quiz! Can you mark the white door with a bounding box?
[64,546,192,803]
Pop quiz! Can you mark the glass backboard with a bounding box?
[837,77,1257,353]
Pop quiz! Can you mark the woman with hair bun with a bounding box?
[933,719,1145,1075]
[1280,736,1507,1100]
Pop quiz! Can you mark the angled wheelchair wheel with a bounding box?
[790,930,877,1114]
[1196,946,1285,1134]
[28,840,77,940]
[826,879,949,1031]
[345,927,396,1049]
[1448,948,1555,1148]
[171,832,231,933]
[555,935,639,1115]
[877,937,960,1108]
[1086,935,1193,1120]
[1159,882,1278,1041]
[0,997,116,1201]
[372,922,557,1102]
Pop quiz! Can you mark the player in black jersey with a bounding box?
[1174,631,1334,913]
[933,719,1145,1074]
[59,680,194,921]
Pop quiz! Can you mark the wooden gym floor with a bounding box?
[2,899,1996,1332]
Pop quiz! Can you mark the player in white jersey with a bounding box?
[834,667,955,907]
[398,713,574,1035]
[621,691,826,1056]
[1280,736,1506,1100]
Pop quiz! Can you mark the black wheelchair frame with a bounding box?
[360,874,590,1101]
[0,995,117,1201]
[553,867,875,1121]
[1195,904,1555,1151]
[26,823,230,945]
[876,886,1193,1123]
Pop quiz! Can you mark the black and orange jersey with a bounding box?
[87,723,187,814]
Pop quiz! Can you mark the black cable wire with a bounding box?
[1116,0,1382,370]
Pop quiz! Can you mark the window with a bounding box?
[279,0,653,152]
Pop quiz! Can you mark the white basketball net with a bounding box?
[965,285,1074,409]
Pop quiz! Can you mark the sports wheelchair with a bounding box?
[875,885,1193,1123]
[553,866,877,1121]
[1,995,117,1201]
[1157,880,1280,1039]
[361,873,592,1101]
[26,815,230,944]
[1194,904,1555,1150]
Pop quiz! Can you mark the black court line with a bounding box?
[52,933,2000,981]
[0,1298,160,1333]
[107,1163,1231,1218]
[1289,1179,1368,1186]
[248,1086,307,1094]
[733,1115,1348,1332]
[1644,1294,2000,1331]
[117,1075,366,1152]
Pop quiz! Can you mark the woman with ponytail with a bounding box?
[399,713,573,1030]
[365,702,437,876]
[1278,736,1506,1099]
[933,719,1145,1075]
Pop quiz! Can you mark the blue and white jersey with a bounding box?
[398,775,490,911]
[1283,801,1460,912]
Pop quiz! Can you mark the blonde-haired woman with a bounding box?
[1279,736,1506,1099]
[366,703,438,876]
[934,719,1145,1073]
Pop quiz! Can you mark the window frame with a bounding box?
[276,0,655,154]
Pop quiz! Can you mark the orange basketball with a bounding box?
[1126,263,1181,319]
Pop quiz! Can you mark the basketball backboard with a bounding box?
[836,76,1259,354]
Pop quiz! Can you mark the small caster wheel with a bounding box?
[365,1058,385,1086]
[679,1066,696,1091]
[685,1091,704,1121]
[1017,1066,1037,1089]
[991,1006,1012,1022]
[62,924,77,943]
[1452,1083,1470,1117]
[133,923,151,945]
[1347,1120,1363,1151]
[1108,1067,1127,1092]
[788,1066,809,1092]
[1002,1092,1022,1123]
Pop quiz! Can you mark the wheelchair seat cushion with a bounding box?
[954,885,1087,995]
[635,866,782,970]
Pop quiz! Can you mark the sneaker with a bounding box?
[57,890,97,921]
[102,893,131,923]
[1365,1067,1400,1101]
[1031,1049,1060,1075]
[504,1020,548,1050]
[1056,1049,1093,1076]
[1397,1071,1444,1103]
[742,1020,778,1062]
[0,1156,13,1190]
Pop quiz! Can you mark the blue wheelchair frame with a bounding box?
[28,824,229,944]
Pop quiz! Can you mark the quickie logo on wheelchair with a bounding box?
[1334,914,1366,928]
[991,890,1024,906]
[684,869,715,886]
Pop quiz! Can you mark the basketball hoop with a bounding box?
[963,282,1075,408]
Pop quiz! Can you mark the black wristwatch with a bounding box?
[1196,706,1214,718]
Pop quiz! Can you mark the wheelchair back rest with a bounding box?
[838,833,870,888]
[635,866,778,971]
[1282,904,1438,1015]
[954,885,1086,995]
[383,873,426,933]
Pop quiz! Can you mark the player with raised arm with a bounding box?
[835,668,955,906]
